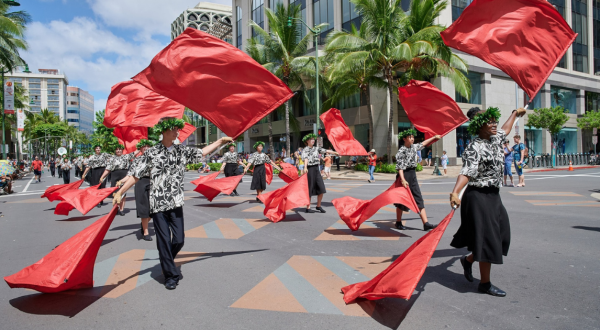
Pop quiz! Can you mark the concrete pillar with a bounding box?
[241,0,251,46]
[306,0,314,49]
[433,76,457,162]
[577,89,586,115]
[369,85,397,160]
[244,131,251,153]
[333,0,342,31]
[481,72,492,109]
[565,0,573,70]
[588,0,594,74]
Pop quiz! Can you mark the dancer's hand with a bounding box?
[113,191,123,205]
[450,193,461,208]
[401,180,409,188]
[221,137,233,144]
[434,135,441,140]
[515,108,526,117]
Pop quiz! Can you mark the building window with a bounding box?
[270,0,285,7]
[401,0,411,11]
[48,101,59,107]
[572,0,589,73]
[354,123,370,150]
[342,0,362,31]
[29,83,41,89]
[526,92,542,109]
[48,84,59,89]
[452,0,473,22]
[30,106,41,112]
[586,91,600,112]
[48,107,60,113]
[290,0,307,40]
[48,95,59,101]
[303,89,318,116]
[455,72,481,104]
[47,79,59,83]
[455,124,471,157]
[28,78,41,83]
[236,6,243,49]
[593,0,600,74]
[49,89,59,95]
[67,119,79,123]
[524,127,543,155]
[252,0,265,38]
[335,91,361,110]
[67,109,79,114]
[550,86,577,114]
[556,128,578,153]
[313,0,334,45]
[547,0,567,68]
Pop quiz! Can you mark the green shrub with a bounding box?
[375,164,396,173]
[416,163,423,172]
[354,164,368,172]
[208,163,221,172]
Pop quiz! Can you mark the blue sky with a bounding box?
[19,0,230,112]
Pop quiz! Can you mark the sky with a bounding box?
[19,0,231,113]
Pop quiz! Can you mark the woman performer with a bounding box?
[49,157,56,177]
[100,145,137,216]
[243,141,282,202]
[450,107,525,297]
[300,133,339,213]
[394,128,440,231]
[60,155,71,184]
[219,143,243,196]
[82,145,112,206]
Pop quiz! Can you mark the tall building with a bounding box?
[66,87,94,134]
[7,68,69,119]
[233,0,600,163]
[171,2,233,43]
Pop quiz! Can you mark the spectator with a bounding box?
[323,154,332,180]
[1,175,14,194]
[427,149,432,166]
[512,135,526,187]
[280,147,287,158]
[32,156,43,183]
[503,140,514,187]
[334,154,340,171]
[441,150,448,176]
[367,149,377,183]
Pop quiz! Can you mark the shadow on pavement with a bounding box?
[572,226,600,232]
[101,231,137,246]
[56,215,98,222]
[194,203,238,208]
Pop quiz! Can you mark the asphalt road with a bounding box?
[0,169,599,330]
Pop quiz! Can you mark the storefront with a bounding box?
[524,127,543,156]
[556,128,578,154]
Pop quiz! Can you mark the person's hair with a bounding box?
[514,134,521,139]
[467,107,482,120]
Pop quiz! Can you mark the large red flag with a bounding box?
[191,171,219,186]
[333,185,419,231]
[103,80,184,128]
[194,175,243,201]
[178,123,197,143]
[440,0,577,100]
[320,108,368,156]
[258,174,310,223]
[265,163,273,185]
[132,28,293,138]
[342,210,455,303]
[41,179,84,202]
[113,126,148,154]
[4,206,119,293]
[398,80,468,140]
[278,162,299,183]
[54,185,120,216]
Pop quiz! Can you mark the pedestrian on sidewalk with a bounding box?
[503,140,514,187]
[512,135,526,187]
[441,151,448,175]
[334,154,340,171]
[367,149,377,182]
[427,149,432,166]
[323,154,332,180]
[49,157,56,177]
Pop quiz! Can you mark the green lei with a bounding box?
[467,107,501,136]
[302,133,317,143]
[136,139,154,149]
[153,118,185,133]
[397,128,417,140]
[253,141,265,149]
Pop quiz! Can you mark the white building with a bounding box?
[171,2,233,42]
[67,87,94,134]
[7,68,69,120]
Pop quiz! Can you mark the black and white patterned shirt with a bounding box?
[460,129,506,188]
[222,151,239,164]
[301,146,327,166]
[107,153,135,171]
[395,143,424,170]
[88,153,112,169]
[131,144,203,214]
[128,155,150,178]
[60,160,71,170]
[248,152,271,165]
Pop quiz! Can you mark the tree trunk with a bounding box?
[285,100,290,156]
[364,85,374,151]
[267,113,274,161]
[386,73,395,164]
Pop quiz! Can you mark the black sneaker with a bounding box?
[165,280,177,290]
[423,222,438,231]
[305,208,316,213]
[478,283,506,297]
[460,256,474,282]
[234,191,240,196]
[394,222,407,230]
[143,235,153,241]
[316,206,326,213]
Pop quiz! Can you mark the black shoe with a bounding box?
[97,203,101,208]
[230,193,236,197]
[478,283,506,297]
[460,256,474,282]
[140,223,144,236]
[305,208,316,213]
[423,222,438,231]
[143,235,153,241]
[394,222,407,230]
[256,197,262,203]
[316,206,326,213]
[234,191,240,196]
[118,210,125,216]
[165,281,177,290]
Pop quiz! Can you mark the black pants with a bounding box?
[63,169,70,184]
[335,157,340,171]
[152,207,185,283]
[58,167,62,178]
[50,166,55,177]
[75,167,80,178]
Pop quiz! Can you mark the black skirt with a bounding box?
[395,169,424,211]
[90,167,107,188]
[450,186,510,264]
[251,164,266,190]
[110,169,129,188]
[135,177,151,218]
[307,165,326,196]
[224,163,239,177]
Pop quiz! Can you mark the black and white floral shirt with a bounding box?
[88,153,112,169]
[396,143,424,170]
[60,160,71,170]
[131,144,203,214]
[128,155,150,178]
[301,146,327,166]
[107,153,135,171]
[460,129,506,188]
[222,151,239,164]
[248,152,271,165]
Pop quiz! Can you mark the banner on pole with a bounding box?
[17,109,25,131]
[4,80,14,114]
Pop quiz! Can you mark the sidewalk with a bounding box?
[525,165,600,173]
[328,165,461,182]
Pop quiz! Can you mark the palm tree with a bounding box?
[0,1,29,71]
[326,0,471,163]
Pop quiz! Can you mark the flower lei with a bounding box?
[398,128,417,140]
[467,107,501,136]
[226,143,237,149]
[253,141,265,149]
[302,133,317,143]
[115,144,125,150]
[153,118,185,133]
[136,139,154,149]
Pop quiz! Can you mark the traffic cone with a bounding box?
[568,160,573,171]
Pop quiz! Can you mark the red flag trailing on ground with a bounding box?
[191,172,219,186]
[4,206,119,293]
[132,28,294,138]
[194,175,243,201]
[41,179,84,202]
[103,80,184,128]
[258,174,310,223]
[265,163,273,185]
[342,210,455,303]
[113,126,148,154]
[333,185,419,231]
[398,80,468,140]
[440,0,577,100]
[177,123,197,143]
[278,162,299,183]
[54,185,120,216]
[320,108,368,156]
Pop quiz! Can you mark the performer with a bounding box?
[300,133,339,213]
[100,145,137,216]
[49,157,56,177]
[394,129,440,231]
[82,145,112,206]
[219,143,243,196]
[57,156,63,179]
[82,153,90,184]
[450,107,525,297]
[60,155,72,184]
[113,117,233,290]
[243,142,282,202]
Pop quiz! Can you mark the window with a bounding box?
[48,107,60,113]
[10,78,21,82]
[290,0,307,40]
[270,0,285,7]
[47,79,59,84]
[556,128,578,153]
[313,0,334,45]
[48,101,60,107]
[48,84,59,89]
[68,119,79,123]
[68,109,79,114]
[452,0,473,21]
[572,0,589,73]
[526,92,542,109]
[236,6,243,49]
[252,0,264,38]
[48,95,59,101]
[548,0,567,68]
[49,89,59,95]
[29,83,41,89]
[30,106,41,112]
[29,89,41,95]
[303,89,319,116]
[455,72,481,104]
[342,0,362,31]
[586,91,600,112]
[354,123,370,150]
[455,124,472,157]
[524,127,543,155]
[401,0,411,11]
[188,13,197,21]
[550,86,577,114]
[335,91,361,110]
[30,101,41,106]
[28,78,41,83]
[593,0,600,74]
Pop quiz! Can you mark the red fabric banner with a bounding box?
[194,175,243,201]
[113,126,148,154]
[333,184,420,231]
[278,162,299,183]
[178,123,197,143]
[440,0,577,100]
[191,172,219,186]
[132,28,294,138]
[41,179,84,202]
[54,185,120,216]
[4,206,119,293]
[258,174,310,223]
[342,210,455,303]
[103,80,184,128]
[265,163,273,185]
[320,108,368,156]
[398,80,468,140]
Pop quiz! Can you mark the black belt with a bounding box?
[404,167,416,171]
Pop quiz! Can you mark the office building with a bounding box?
[7,68,69,119]
[66,87,94,134]
[171,2,233,43]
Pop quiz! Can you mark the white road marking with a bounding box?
[22,176,35,193]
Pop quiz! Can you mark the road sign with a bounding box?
[593,128,597,135]
[593,136,598,145]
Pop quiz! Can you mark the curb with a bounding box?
[527,165,600,173]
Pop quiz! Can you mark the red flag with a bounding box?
[194,175,243,201]
[258,175,310,223]
[265,163,273,185]
[333,185,419,231]
[103,80,184,128]
[191,172,219,186]
[320,108,368,156]
[398,80,468,140]
[132,28,294,138]
[4,206,119,293]
[113,126,148,154]
[440,0,577,100]
[342,210,455,303]
[54,185,120,216]
[178,123,197,143]
[42,179,84,202]
[278,162,299,183]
